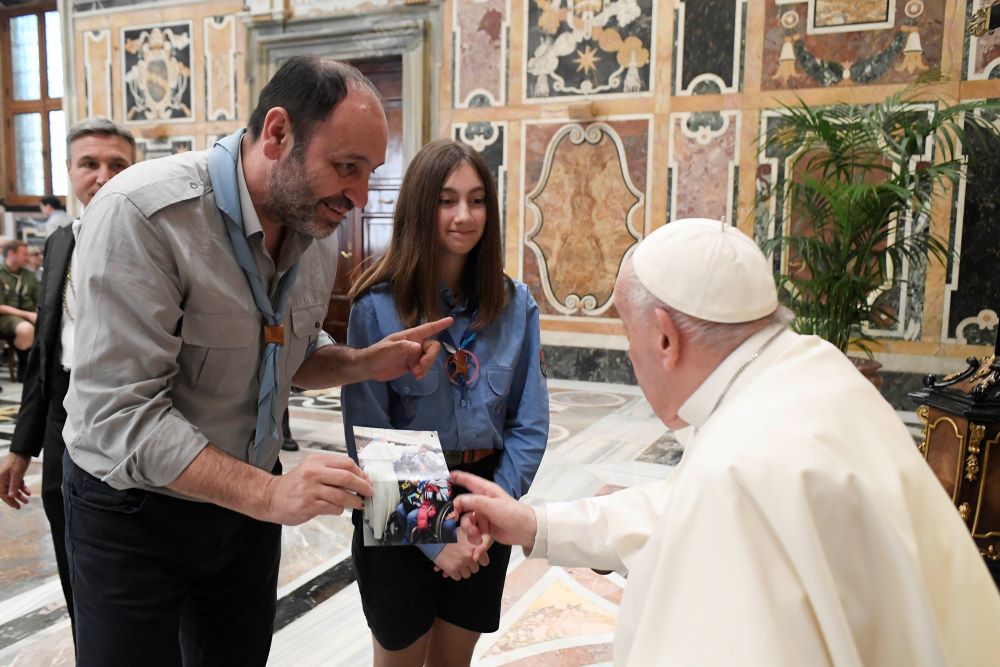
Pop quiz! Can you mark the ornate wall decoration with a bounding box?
[668,111,739,223]
[135,136,194,162]
[73,0,157,12]
[289,0,402,19]
[764,0,943,90]
[453,0,509,107]
[454,121,508,242]
[523,0,654,100]
[523,119,648,317]
[966,0,1000,80]
[204,16,237,122]
[82,29,113,120]
[673,0,745,95]
[122,22,194,122]
[756,107,934,341]
[943,107,1000,342]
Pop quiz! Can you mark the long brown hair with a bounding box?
[349,139,507,329]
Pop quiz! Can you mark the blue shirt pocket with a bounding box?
[389,371,441,422]
[485,366,514,421]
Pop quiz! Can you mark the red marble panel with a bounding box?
[523,119,648,318]
[762,0,945,90]
[454,0,506,106]
[670,111,739,223]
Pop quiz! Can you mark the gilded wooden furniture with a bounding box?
[909,344,1000,582]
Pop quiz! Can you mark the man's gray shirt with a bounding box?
[63,146,337,495]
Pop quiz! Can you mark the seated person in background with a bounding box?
[454,218,1000,666]
[0,239,40,379]
[40,195,70,235]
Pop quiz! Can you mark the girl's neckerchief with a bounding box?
[440,312,480,406]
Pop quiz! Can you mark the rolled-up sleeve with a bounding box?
[66,193,209,490]
[493,292,549,499]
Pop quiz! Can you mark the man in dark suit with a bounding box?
[0,118,135,640]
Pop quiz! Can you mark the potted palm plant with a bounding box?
[755,83,1000,385]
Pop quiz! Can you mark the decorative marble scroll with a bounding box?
[674,0,745,95]
[523,119,649,317]
[668,110,739,223]
[82,29,113,120]
[122,22,194,122]
[524,0,654,100]
[454,0,508,107]
[204,16,237,122]
[763,0,942,90]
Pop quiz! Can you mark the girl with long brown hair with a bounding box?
[343,139,548,666]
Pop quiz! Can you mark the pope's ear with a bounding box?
[652,306,681,370]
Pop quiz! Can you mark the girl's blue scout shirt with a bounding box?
[342,279,549,560]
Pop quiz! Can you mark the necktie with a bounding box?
[207,130,301,464]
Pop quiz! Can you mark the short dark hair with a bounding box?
[246,56,381,148]
[40,195,63,210]
[67,117,136,161]
[2,240,26,257]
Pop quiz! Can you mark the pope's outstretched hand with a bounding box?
[451,471,538,561]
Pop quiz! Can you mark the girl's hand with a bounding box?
[432,527,491,580]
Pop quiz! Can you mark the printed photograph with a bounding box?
[353,426,458,547]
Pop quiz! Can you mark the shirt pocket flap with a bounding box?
[487,366,514,396]
[180,311,257,348]
[390,371,440,397]
[291,303,326,338]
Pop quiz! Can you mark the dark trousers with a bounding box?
[62,453,282,667]
[40,368,73,640]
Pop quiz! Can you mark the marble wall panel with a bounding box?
[204,16,238,122]
[673,0,745,95]
[944,109,1000,344]
[763,0,944,90]
[82,29,113,120]
[668,110,739,222]
[453,0,508,107]
[523,0,654,100]
[289,0,406,19]
[966,1,1000,80]
[454,121,508,243]
[523,119,649,318]
[135,136,194,161]
[122,22,194,122]
[73,0,154,12]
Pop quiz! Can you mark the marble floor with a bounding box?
[0,377,921,666]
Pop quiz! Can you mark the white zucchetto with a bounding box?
[632,218,779,323]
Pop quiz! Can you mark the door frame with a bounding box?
[242,5,441,167]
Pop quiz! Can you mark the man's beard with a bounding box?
[267,151,351,238]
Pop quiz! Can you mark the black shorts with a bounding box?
[351,453,512,651]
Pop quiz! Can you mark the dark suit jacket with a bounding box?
[10,225,75,458]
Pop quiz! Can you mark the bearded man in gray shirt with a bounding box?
[57,57,449,666]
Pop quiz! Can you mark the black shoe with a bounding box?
[281,437,300,452]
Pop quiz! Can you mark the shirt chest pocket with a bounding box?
[389,372,440,423]
[285,303,327,375]
[485,366,514,421]
[179,311,258,396]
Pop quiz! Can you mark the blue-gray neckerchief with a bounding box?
[207,129,301,464]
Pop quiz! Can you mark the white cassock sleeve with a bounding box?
[530,479,670,574]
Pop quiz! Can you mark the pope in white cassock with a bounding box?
[453,218,1000,666]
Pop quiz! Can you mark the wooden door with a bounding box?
[325,56,404,342]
